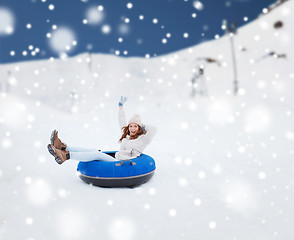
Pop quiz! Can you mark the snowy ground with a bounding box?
[1,1,294,240]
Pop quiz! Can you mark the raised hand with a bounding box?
[118,96,127,107]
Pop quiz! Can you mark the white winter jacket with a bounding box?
[115,108,157,160]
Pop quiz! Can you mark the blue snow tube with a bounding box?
[77,151,156,188]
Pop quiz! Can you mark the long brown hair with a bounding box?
[119,124,145,142]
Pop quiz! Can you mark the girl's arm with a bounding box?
[118,96,127,130]
[141,124,157,146]
[118,107,127,130]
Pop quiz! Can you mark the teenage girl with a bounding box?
[47,97,157,164]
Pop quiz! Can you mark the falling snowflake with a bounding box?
[127,3,133,9]
[86,6,104,25]
[169,209,177,217]
[0,7,15,35]
[48,26,77,53]
[193,1,204,11]
[48,4,55,10]
[101,24,111,34]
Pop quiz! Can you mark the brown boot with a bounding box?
[50,130,67,150]
[47,144,70,165]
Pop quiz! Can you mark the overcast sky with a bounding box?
[0,0,276,64]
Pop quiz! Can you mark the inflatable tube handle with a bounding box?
[115,159,136,166]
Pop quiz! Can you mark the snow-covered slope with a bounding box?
[0,1,294,240]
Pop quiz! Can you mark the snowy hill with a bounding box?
[1,1,294,240]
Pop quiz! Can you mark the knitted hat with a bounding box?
[128,114,143,127]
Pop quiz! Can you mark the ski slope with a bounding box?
[0,1,294,239]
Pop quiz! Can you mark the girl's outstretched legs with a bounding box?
[48,130,117,164]
[66,146,98,152]
[67,146,117,162]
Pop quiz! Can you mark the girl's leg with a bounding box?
[70,150,117,162]
[66,146,98,152]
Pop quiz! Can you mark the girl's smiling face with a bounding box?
[128,123,139,136]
